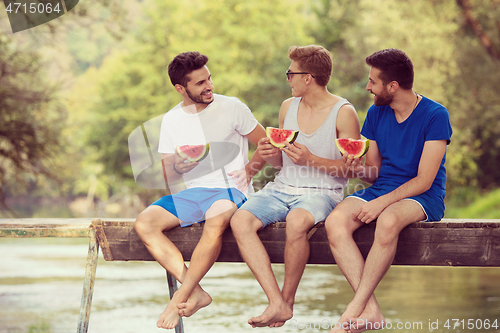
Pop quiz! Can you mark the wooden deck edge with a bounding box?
[3,218,500,267]
[91,218,500,267]
[0,218,94,238]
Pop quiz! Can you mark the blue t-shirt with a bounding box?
[361,95,452,200]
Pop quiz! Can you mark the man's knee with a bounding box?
[134,210,156,237]
[325,203,360,244]
[230,210,261,237]
[134,206,176,237]
[205,199,237,221]
[374,213,400,247]
[285,209,314,241]
[204,212,231,234]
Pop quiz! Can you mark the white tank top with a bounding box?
[263,97,349,203]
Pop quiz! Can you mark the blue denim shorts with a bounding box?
[150,187,247,227]
[348,185,445,222]
[238,189,337,228]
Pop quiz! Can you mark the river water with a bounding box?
[1,238,499,333]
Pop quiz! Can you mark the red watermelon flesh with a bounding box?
[176,144,210,162]
[335,138,369,158]
[266,127,299,148]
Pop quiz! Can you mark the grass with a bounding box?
[445,188,500,218]
[26,323,51,333]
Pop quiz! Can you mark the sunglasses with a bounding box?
[286,70,315,80]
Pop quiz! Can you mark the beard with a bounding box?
[186,87,213,105]
[373,89,394,106]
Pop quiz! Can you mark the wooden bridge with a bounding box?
[1,217,500,332]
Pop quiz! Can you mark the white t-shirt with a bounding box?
[158,94,258,196]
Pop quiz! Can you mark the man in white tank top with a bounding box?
[230,45,361,328]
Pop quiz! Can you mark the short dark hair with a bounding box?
[168,52,209,87]
[365,48,414,90]
[288,45,332,87]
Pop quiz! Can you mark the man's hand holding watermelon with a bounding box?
[255,137,282,168]
[280,140,313,166]
[172,150,199,174]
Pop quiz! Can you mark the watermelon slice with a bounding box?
[335,138,369,158]
[176,144,210,162]
[266,127,299,148]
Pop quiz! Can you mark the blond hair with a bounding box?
[288,45,332,86]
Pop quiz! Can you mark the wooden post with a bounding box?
[166,271,185,333]
[77,228,100,333]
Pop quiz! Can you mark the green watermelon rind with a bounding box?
[335,138,369,158]
[176,143,210,162]
[266,127,299,148]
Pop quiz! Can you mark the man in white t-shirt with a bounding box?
[134,52,266,330]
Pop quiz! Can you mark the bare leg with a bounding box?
[270,208,315,328]
[326,199,425,333]
[230,210,293,328]
[134,200,236,329]
[325,198,382,333]
[176,200,237,317]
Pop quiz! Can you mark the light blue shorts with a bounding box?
[237,189,337,228]
[150,187,247,227]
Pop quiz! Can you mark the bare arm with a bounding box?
[161,152,198,194]
[244,123,268,178]
[355,140,448,223]
[227,123,268,191]
[255,99,293,169]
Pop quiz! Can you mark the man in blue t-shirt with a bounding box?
[325,48,452,333]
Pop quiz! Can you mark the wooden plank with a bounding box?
[2,218,499,266]
[0,218,93,238]
[92,218,500,267]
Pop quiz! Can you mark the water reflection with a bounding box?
[1,238,499,333]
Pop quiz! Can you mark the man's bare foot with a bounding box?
[346,307,385,333]
[177,287,212,317]
[329,315,355,333]
[268,302,294,328]
[157,300,181,330]
[330,302,385,333]
[248,301,293,328]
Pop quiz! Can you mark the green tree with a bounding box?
[0,0,133,216]
[0,35,65,216]
[449,0,500,191]
[75,0,314,203]
[310,0,371,109]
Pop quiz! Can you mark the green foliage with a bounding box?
[134,0,314,125]
[311,0,370,107]
[2,0,500,216]
[446,6,500,190]
[71,0,314,203]
[0,35,65,214]
[446,188,500,219]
